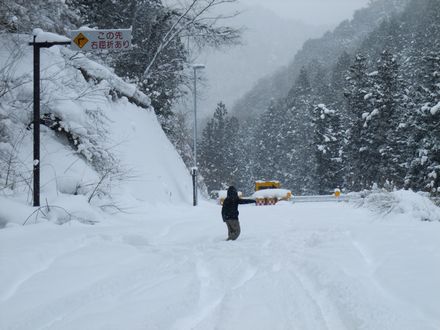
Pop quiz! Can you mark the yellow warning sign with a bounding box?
[73,33,89,49]
[69,29,132,52]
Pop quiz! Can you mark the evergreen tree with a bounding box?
[284,67,315,194]
[403,0,440,194]
[236,118,258,194]
[343,54,375,191]
[330,51,352,111]
[312,104,343,194]
[223,115,241,187]
[1,0,78,33]
[199,118,216,191]
[199,102,241,192]
[407,51,440,194]
[252,100,285,184]
[374,50,406,187]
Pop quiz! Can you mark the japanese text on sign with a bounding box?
[69,29,132,52]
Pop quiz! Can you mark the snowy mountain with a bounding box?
[194,5,327,118]
[231,0,410,119]
[0,32,192,227]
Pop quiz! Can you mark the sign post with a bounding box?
[29,36,71,207]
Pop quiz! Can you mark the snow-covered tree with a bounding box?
[343,54,375,190]
[1,0,78,33]
[284,67,315,194]
[312,104,343,194]
[199,102,241,192]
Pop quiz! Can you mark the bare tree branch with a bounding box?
[143,0,240,78]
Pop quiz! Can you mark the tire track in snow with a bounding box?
[258,233,344,330]
[6,248,193,330]
[0,257,57,303]
[348,233,440,330]
[171,232,339,330]
[170,242,264,330]
[289,228,438,330]
[0,239,90,303]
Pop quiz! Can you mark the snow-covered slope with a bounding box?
[0,33,192,226]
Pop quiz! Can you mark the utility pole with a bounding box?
[192,64,205,206]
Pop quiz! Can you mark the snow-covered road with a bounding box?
[1,201,440,330]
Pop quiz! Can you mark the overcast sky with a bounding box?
[240,0,370,25]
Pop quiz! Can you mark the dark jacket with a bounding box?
[221,186,255,222]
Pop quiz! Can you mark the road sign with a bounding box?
[69,29,132,52]
[73,32,89,49]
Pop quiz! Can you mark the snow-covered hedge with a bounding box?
[354,189,440,222]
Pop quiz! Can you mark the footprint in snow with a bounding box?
[122,234,150,247]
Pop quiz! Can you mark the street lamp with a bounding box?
[192,64,205,206]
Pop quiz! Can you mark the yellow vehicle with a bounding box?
[253,180,292,205]
[255,181,281,190]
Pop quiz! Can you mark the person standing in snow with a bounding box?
[221,186,256,240]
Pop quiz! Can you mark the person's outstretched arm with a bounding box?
[238,198,256,205]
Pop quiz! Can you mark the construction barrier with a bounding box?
[256,198,277,206]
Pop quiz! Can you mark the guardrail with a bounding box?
[291,194,440,205]
[291,195,355,203]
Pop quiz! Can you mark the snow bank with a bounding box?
[65,49,151,108]
[32,28,71,43]
[0,196,34,228]
[357,189,440,222]
[252,188,291,199]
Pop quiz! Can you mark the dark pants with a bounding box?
[225,220,241,240]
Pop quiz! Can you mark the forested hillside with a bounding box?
[231,0,410,119]
[199,0,440,196]
[196,5,326,119]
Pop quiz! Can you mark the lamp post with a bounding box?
[192,64,205,206]
[29,36,71,207]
